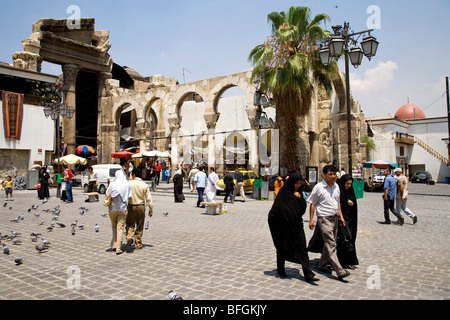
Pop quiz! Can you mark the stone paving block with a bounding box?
[1,183,449,301]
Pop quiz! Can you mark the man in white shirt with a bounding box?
[308,165,350,281]
[205,167,224,203]
[394,168,417,224]
[125,168,153,252]
[193,165,207,208]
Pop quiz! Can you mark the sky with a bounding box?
[1,0,449,119]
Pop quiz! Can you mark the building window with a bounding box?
[399,146,405,156]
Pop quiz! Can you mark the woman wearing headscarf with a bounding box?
[173,166,185,202]
[268,173,319,284]
[105,170,132,254]
[337,174,359,269]
[38,167,50,201]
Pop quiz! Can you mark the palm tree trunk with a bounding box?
[275,92,310,175]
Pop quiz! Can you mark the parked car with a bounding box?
[217,170,259,194]
[411,171,432,183]
[81,164,123,194]
[371,171,385,189]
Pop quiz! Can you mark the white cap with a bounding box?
[393,168,402,173]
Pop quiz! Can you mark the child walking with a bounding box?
[2,176,14,201]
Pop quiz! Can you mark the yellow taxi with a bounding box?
[217,170,259,193]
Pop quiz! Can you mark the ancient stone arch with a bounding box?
[12,17,366,174]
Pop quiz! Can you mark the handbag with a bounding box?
[103,193,111,207]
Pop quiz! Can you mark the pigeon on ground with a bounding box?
[19,214,24,220]
[34,213,40,217]
[145,221,149,230]
[78,206,89,211]
[27,208,32,212]
[3,203,7,207]
[42,238,51,247]
[11,238,22,245]
[57,223,66,228]
[94,224,99,232]
[71,220,77,227]
[10,217,19,223]
[78,223,85,230]
[30,232,41,237]
[47,226,54,232]
[71,226,76,235]
[10,231,21,237]
[79,210,85,215]
[163,212,169,216]
[35,245,48,253]
[31,236,38,242]
[101,213,108,217]
[38,220,45,226]
[3,243,10,254]
[14,257,23,265]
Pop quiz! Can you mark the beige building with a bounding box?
[4,18,368,178]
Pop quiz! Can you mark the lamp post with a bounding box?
[254,89,275,176]
[43,99,75,197]
[319,22,379,175]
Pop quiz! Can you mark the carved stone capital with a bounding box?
[204,112,220,129]
[167,116,182,132]
[62,64,80,85]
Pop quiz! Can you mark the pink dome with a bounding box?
[394,103,426,120]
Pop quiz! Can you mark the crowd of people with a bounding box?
[2,159,418,279]
[267,163,418,285]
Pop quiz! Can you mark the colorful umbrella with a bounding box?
[76,145,96,155]
[124,146,142,153]
[111,151,134,159]
[363,160,398,169]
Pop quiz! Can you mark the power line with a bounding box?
[422,91,446,112]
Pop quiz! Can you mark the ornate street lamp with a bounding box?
[319,22,379,175]
[43,85,75,197]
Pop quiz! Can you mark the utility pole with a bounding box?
[446,76,449,161]
[183,68,191,84]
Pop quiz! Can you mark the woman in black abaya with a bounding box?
[337,174,359,269]
[173,168,185,203]
[39,167,50,201]
[268,173,319,284]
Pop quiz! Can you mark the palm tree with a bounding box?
[249,6,337,173]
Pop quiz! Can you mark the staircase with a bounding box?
[414,137,449,166]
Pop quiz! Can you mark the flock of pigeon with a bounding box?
[2,199,168,266]
[1,201,102,265]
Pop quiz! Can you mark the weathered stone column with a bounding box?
[96,72,112,163]
[204,112,220,169]
[135,119,148,152]
[168,116,182,171]
[62,64,80,156]
[246,106,259,174]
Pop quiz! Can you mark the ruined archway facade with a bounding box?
[12,18,367,175]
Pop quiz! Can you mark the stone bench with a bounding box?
[200,202,228,215]
[83,192,99,202]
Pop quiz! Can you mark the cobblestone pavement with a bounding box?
[0,181,449,301]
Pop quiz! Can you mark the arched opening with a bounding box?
[175,91,206,164]
[118,104,137,150]
[75,70,98,148]
[222,132,249,170]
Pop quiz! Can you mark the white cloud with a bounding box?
[350,60,398,93]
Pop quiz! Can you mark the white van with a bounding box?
[81,164,124,194]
